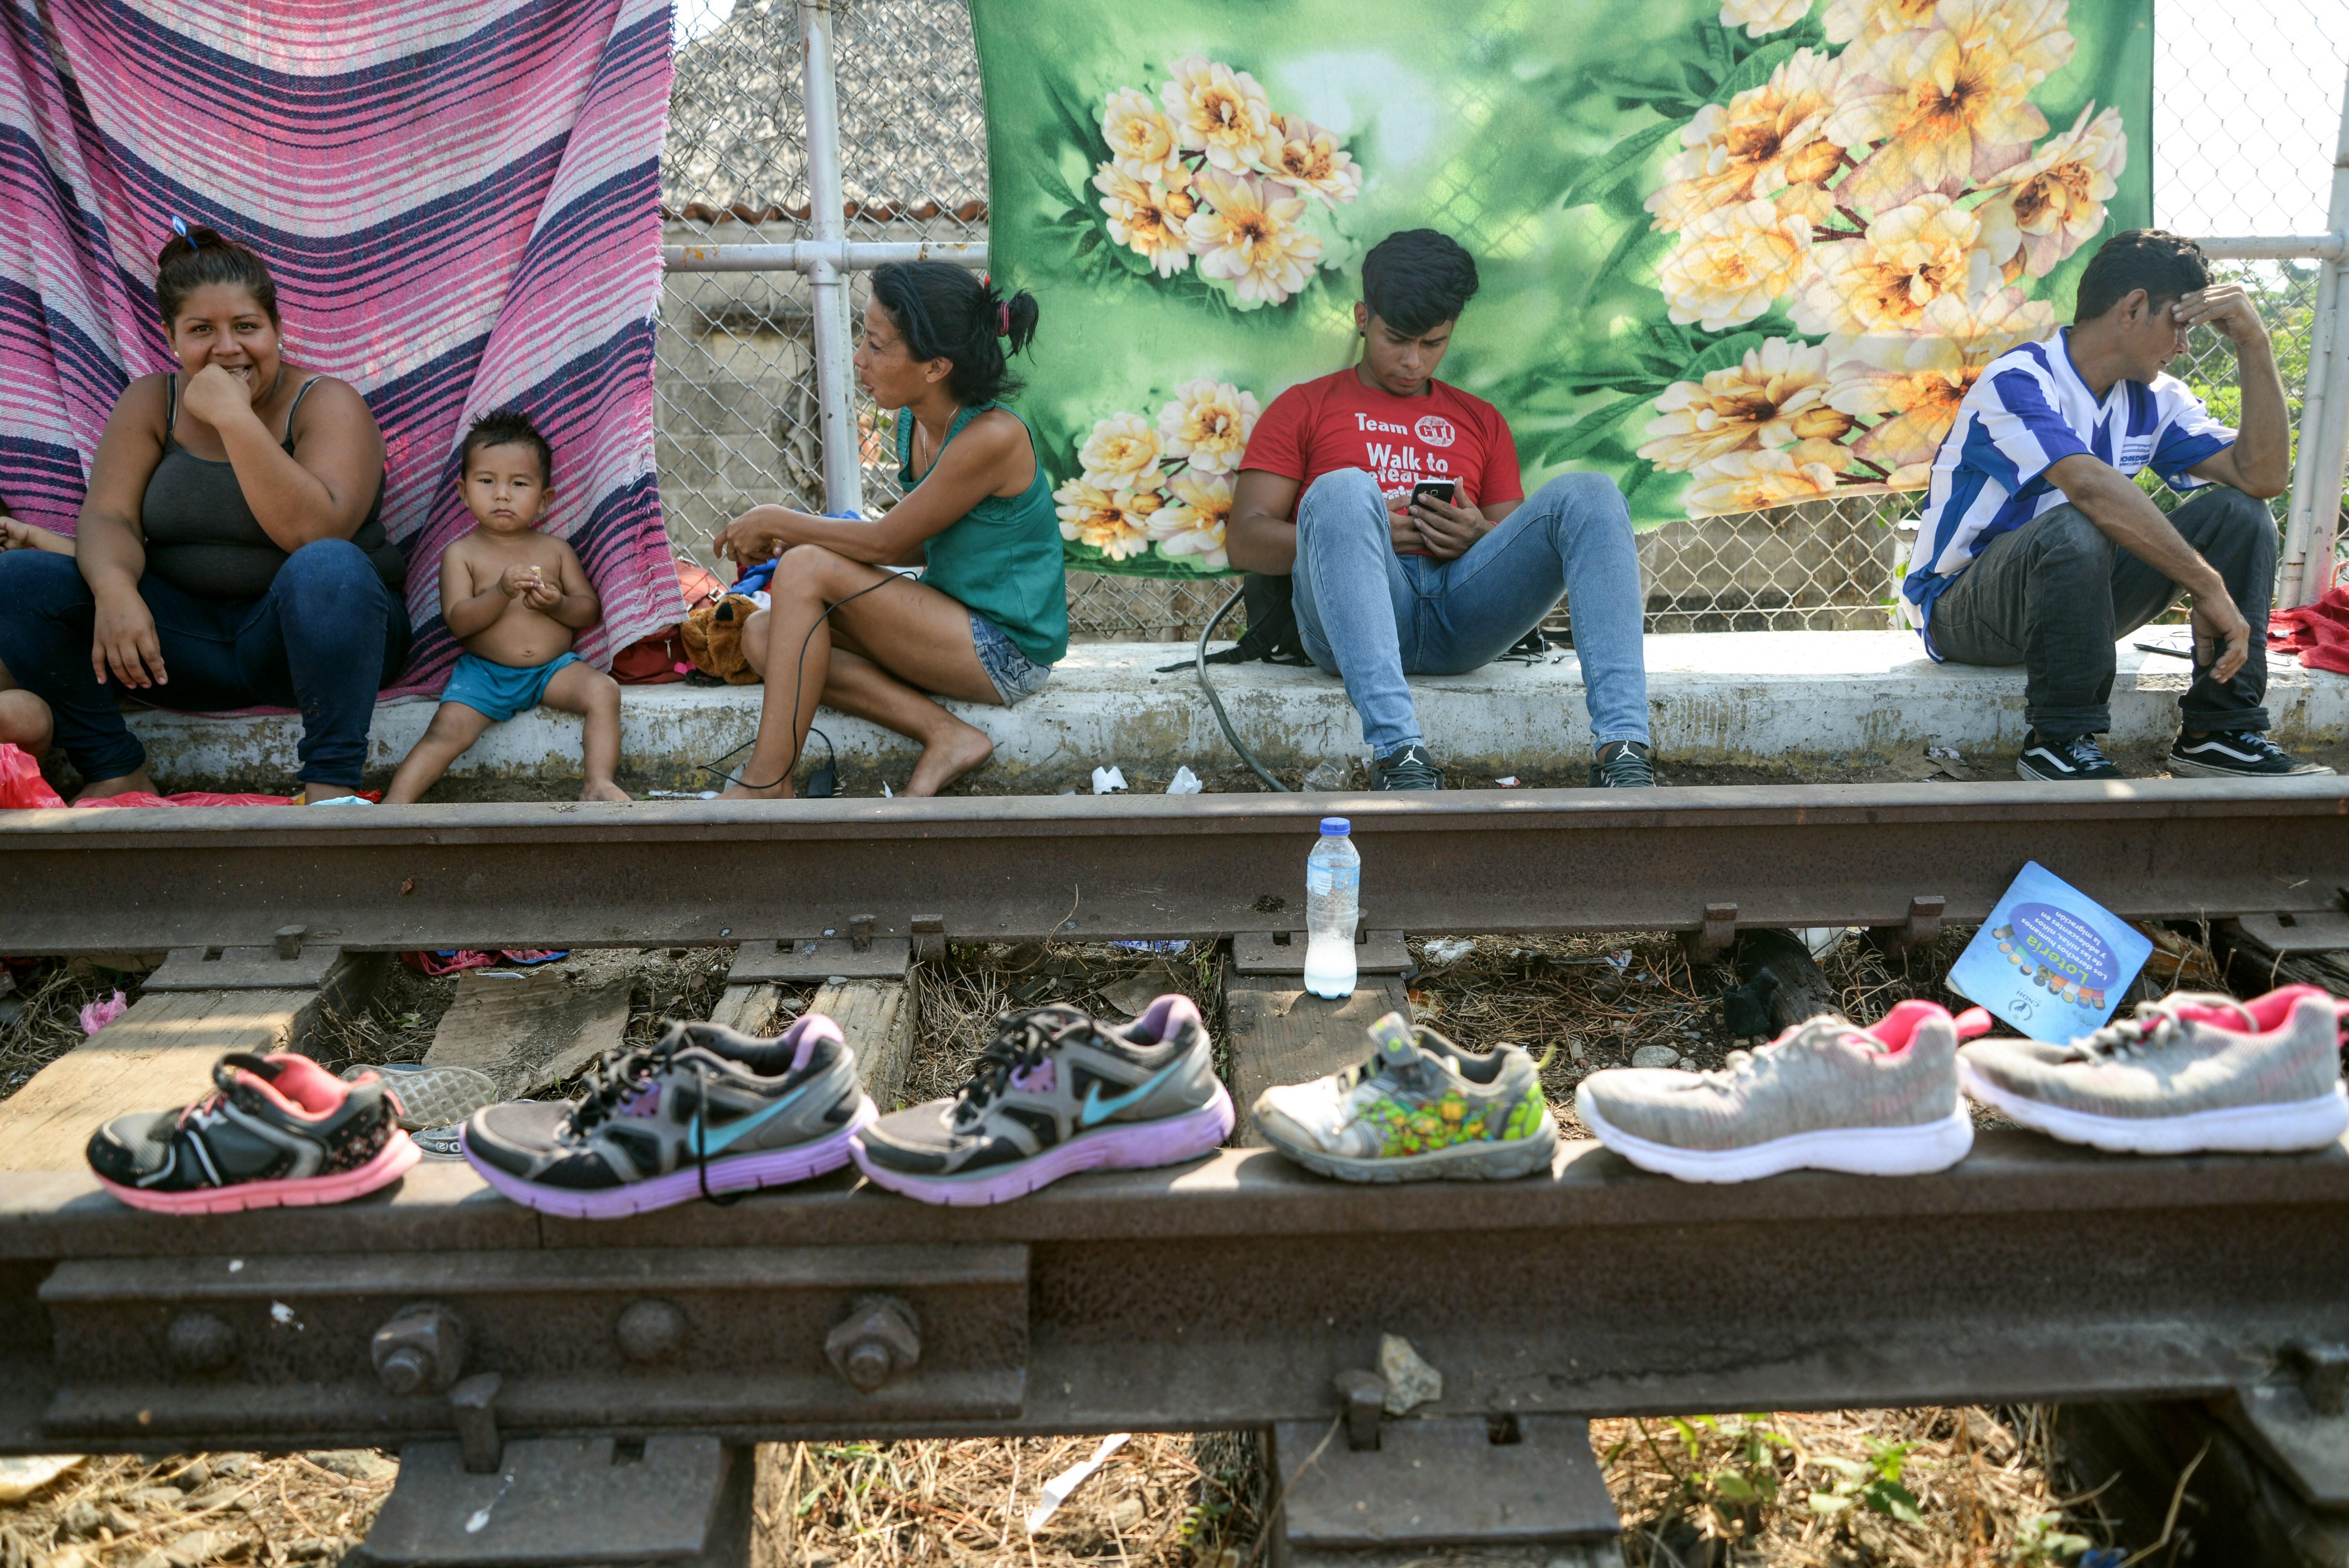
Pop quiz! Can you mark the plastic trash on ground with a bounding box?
[1025,1432,1131,1534]
[1422,937,1476,964]
[78,990,127,1036]
[1301,759,1353,791]
[1165,765,1202,794]
[1092,765,1128,794]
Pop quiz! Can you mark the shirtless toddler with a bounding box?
[384,411,628,803]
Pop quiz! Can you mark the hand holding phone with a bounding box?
[1411,479,1457,507]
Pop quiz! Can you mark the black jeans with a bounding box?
[1926,486,2275,739]
[0,541,412,788]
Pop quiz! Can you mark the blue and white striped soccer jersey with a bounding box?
[1901,329,2235,655]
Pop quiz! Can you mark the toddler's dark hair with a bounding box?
[870,261,1039,406]
[2075,230,2209,323]
[154,224,279,331]
[460,408,554,487]
[1362,230,1480,337]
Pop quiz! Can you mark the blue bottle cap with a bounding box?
[1320,816,1350,836]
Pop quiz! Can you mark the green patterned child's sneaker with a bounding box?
[1251,1012,1557,1182]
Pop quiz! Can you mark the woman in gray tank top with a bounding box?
[0,224,407,802]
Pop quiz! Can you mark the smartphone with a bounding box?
[1410,479,1457,507]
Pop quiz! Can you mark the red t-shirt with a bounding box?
[1241,370,1524,539]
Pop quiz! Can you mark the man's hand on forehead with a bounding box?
[2171,283,2262,344]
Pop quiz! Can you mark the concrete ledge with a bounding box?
[121,631,2349,791]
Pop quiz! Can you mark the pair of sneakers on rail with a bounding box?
[1571,984,2349,1183]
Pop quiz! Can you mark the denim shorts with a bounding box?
[969,613,1051,705]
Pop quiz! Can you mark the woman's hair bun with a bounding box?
[153,221,280,331]
[870,260,1040,407]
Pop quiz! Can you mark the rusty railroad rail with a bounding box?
[3,778,2347,955]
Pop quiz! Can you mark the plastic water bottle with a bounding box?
[1303,816,1361,999]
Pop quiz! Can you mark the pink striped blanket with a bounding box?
[0,0,682,691]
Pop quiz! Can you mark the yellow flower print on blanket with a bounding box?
[1640,0,2128,516]
[1076,55,1362,311]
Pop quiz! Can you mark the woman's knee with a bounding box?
[776,542,851,586]
[277,536,373,589]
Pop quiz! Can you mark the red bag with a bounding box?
[0,743,64,809]
[614,557,727,685]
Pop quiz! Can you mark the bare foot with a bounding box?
[580,779,632,803]
[718,777,794,801]
[905,719,995,796]
[73,767,161,803]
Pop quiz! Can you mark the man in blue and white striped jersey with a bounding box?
[1903,229,2328,783]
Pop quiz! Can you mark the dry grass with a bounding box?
[0,1451,392,1568]
[0,961,147,1104]
[1600,1407,2110,1566]
[752,1432,1263,1568]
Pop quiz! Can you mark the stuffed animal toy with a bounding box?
[681,594,764,684]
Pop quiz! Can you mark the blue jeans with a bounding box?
[0,541,412,788]
[1289,468,1650,758]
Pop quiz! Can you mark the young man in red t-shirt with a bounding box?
[1228,230,1652,789]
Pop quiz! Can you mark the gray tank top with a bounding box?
[140,374,404,600]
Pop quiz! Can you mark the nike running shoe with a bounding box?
[852,996,1232,1206]
[1252,1011,1557,1181]
[461,1014,873,1218]
[1959,985,2349,1155]
[1575,1001,1989,1183]
[2167,729,2334,779]
[87,1053,419,1215]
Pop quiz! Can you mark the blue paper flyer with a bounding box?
[1947,861,2153,1043]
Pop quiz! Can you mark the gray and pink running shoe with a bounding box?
[462,1014,873,1218]
[1576,1000,1991,1183]
[87,1053,419,1215]
[852,997,1232,1206]
[1959,985,2349,1155]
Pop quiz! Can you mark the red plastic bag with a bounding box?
[73,791,295,809]
[614,557,727,685]
[0,744,64,809]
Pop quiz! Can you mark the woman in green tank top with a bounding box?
[713,262,1064,797]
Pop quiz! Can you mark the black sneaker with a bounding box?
[2168,730,2335,779]
[1372,743,1444,790]
[1589,739,1655,787]
[2016,730,2123,782]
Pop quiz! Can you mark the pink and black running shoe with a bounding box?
[852,996,1233,1206]
[87,1053,420,1214]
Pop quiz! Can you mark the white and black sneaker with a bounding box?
[1372,743,1444,790]
[2016,730,2123,782]
[2167,730,2334,779]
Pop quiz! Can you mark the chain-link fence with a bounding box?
[657,0,2349,640]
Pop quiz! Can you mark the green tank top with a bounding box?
[895,402,1068,667]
